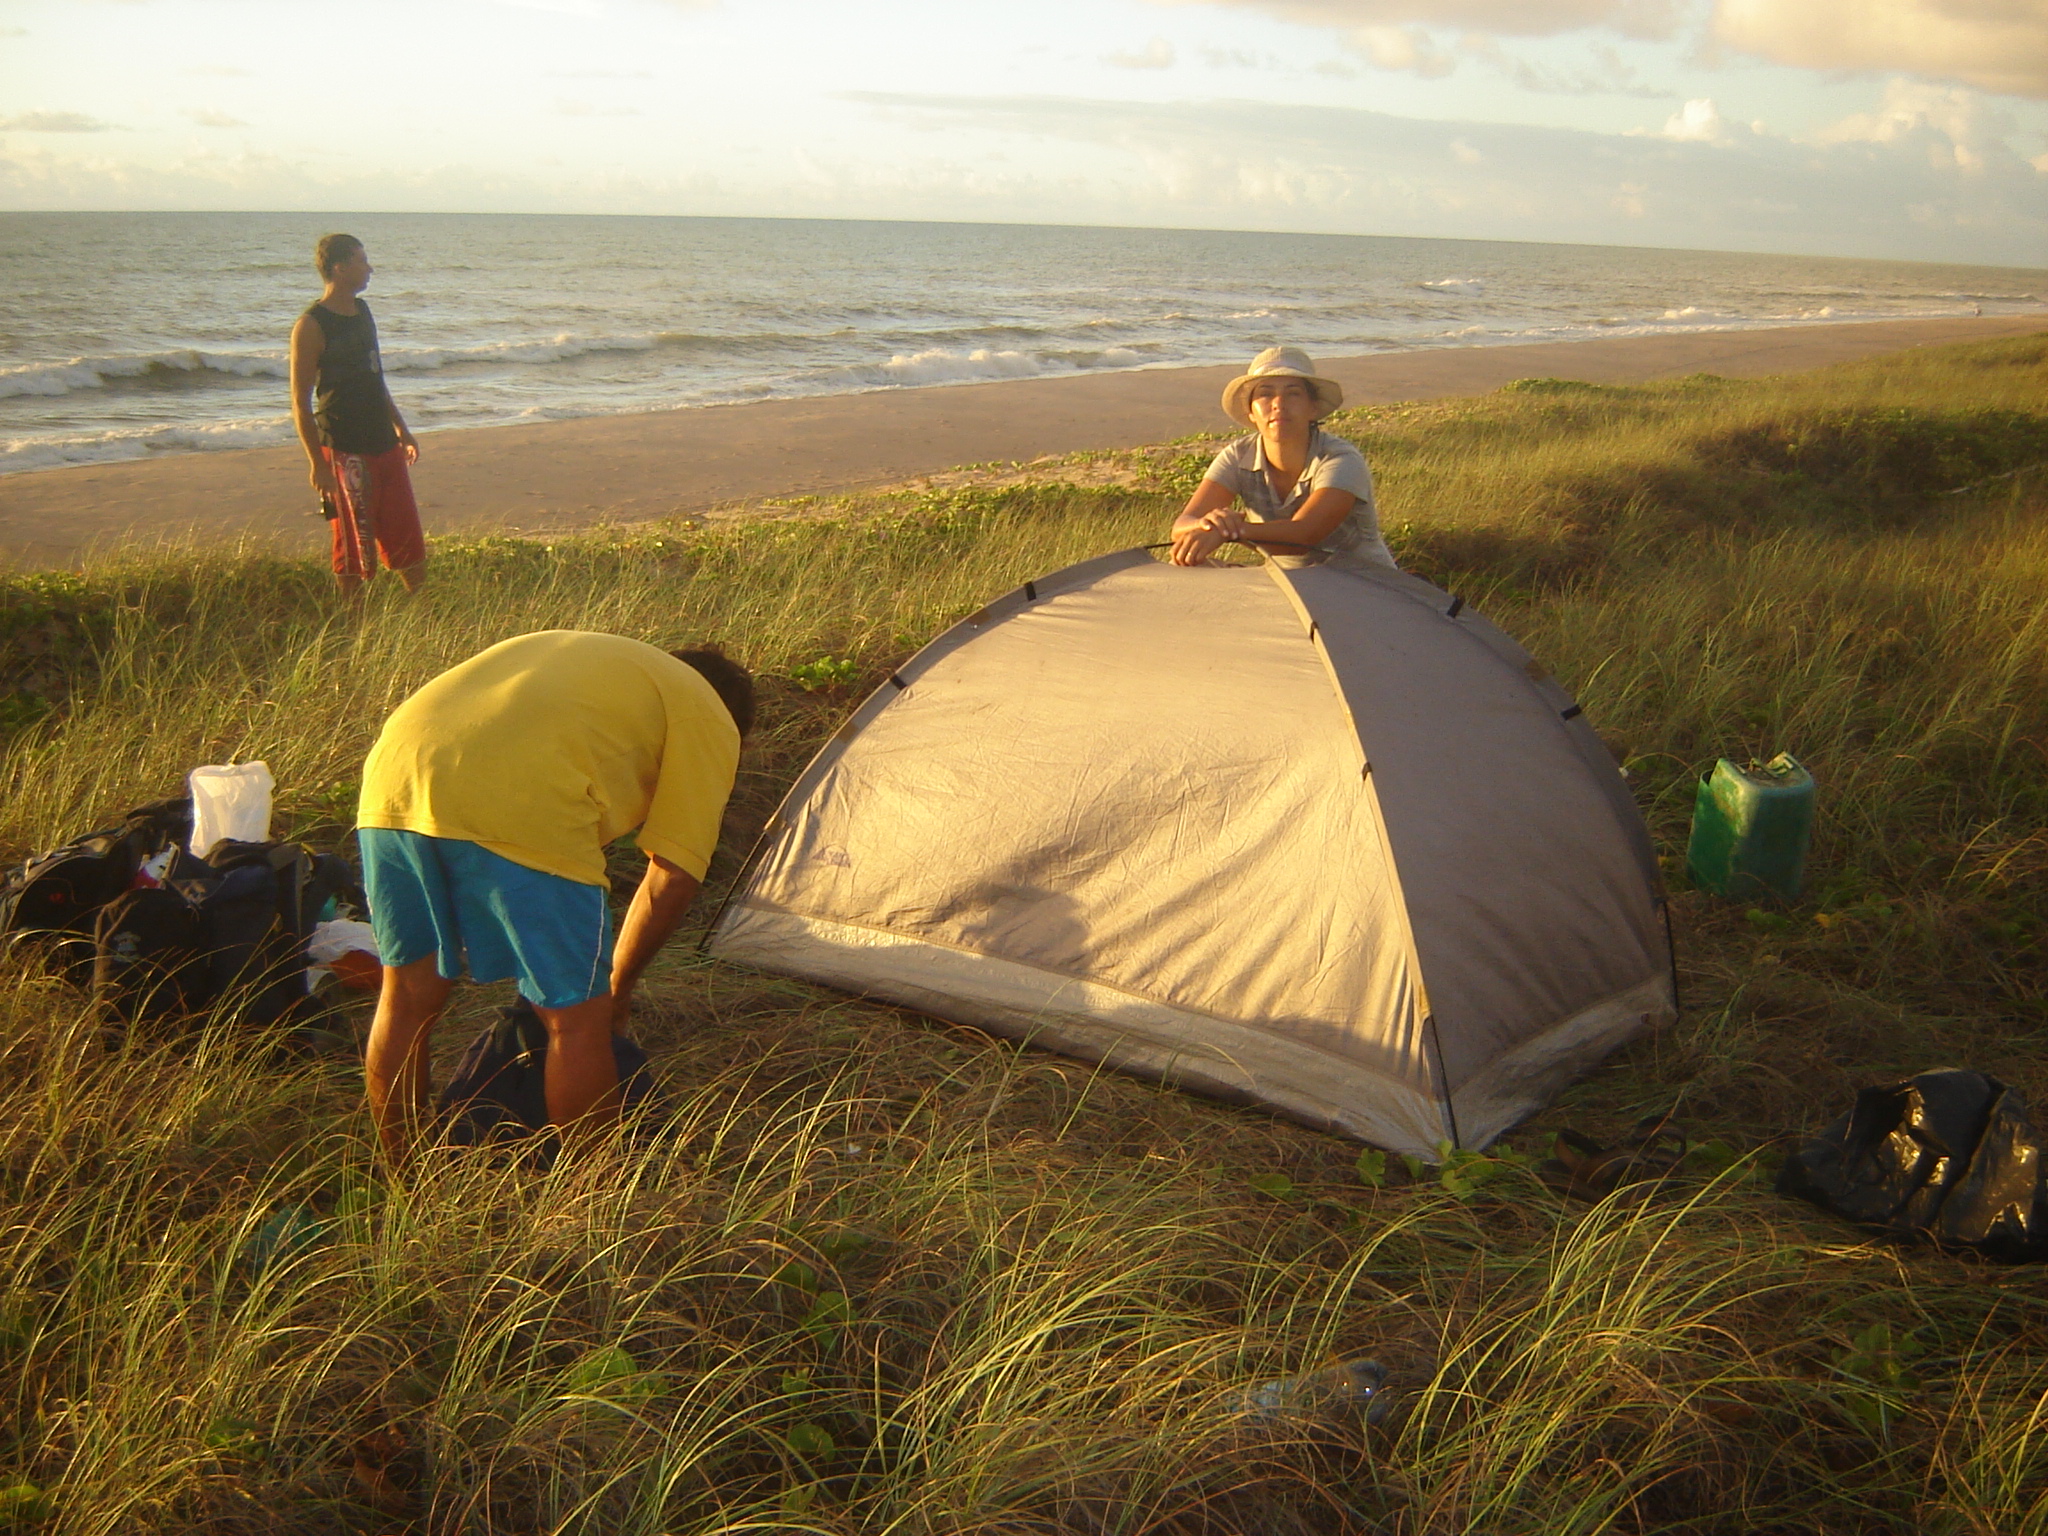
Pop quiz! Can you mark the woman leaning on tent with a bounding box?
[1170,346,1398,572]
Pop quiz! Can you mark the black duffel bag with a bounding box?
[440,998,657,1167]
[1777,1068,2048,1262]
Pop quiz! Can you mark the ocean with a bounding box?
[2,211,2042,478]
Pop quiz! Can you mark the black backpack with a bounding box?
[0,795,357,1028]
[91,840,360,1028]
[440,998,656,1167]
[1,798,197,982]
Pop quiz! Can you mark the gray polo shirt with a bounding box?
[1202,427,1396,571]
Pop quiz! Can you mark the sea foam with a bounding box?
[0,349,285,401]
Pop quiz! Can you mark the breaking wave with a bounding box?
[0,414,296,474]
[0,349,286,401]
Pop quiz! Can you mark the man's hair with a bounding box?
[671,647,756,738]
[315,233,364,278]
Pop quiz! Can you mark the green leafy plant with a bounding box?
[788,656,862,690]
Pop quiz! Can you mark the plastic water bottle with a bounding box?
[1235,1357,1388,1426]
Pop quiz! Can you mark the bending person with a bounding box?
[1169,346,1396,572]
[355,631,754,1168]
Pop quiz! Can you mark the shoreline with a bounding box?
[2,314,2043,569]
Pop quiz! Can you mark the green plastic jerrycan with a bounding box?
[1686,752,1815,901]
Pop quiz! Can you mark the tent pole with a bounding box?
[1424,1015,1462,1152]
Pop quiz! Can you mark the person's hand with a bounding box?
[398,428,420,464]
[308,457,339,497]
[1170,524,1231,566]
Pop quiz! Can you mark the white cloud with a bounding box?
[187,108,248,129]
[1816,78,2014,174]
[842,91,2048,264]
[1104,37,1177,69]
[1165,0,1687,41]
[0,111,113,132]
[1354,24,1453,74]
[553,98,641,117]
[1460,35,1665,95]
[184,64,250,77]
[1714,0,2048,100]
[1661,97,1731,142]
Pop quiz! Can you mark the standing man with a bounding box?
[355,631,755,1167]
[290,233,427,595]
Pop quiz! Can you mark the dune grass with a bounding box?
[0,332,2044,1533]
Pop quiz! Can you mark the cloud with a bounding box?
[0,112,113,132]
[548,68,654,78]
[1165,0,1681,80]
[1172,0,1687,39]
[187,108,248,129]
[1714,0,2048,100]
[1170,0,2048,98]
[841,90,2048,264]
[553,98,641,116]
[1105,37,1177,69]
[0,25,26,37]
[1352,24,1453,74]
[1461,35,1666,95]
[1659,97,1730,142]
[1816,78,2017,174]
[184,64,251,77]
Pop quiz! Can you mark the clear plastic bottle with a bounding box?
[1235,1357,1388,1426]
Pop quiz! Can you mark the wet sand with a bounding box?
[2,314,2042,568]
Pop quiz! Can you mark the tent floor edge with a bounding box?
[1446,974,1677,1152]
[712,905,1453,1159]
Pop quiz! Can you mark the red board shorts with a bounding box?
[325,444,425,579]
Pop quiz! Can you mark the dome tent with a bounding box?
[709,549,1675,1159]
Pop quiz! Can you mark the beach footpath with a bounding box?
[2,314,2043,568]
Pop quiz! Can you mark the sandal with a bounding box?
[1539,1113,1689,1200]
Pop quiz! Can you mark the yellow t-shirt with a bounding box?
[357,631,741,886]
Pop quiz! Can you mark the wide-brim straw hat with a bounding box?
[1221,346,1343,426]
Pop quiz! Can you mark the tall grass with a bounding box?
[0,333,2044,1533]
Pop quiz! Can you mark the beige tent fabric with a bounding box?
[712,550,1674,1157]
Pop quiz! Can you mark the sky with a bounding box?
[1,0,2044,266]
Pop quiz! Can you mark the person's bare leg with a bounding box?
[535,994,621,1147]
[365,955,455,1169]
[393,560,426,594]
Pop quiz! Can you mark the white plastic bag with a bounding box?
[188,761,274,858]
[307,919,380,966]
[307,918,382,993]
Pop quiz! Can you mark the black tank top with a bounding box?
[306,301,398,455]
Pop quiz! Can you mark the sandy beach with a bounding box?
[2,313,2042,569]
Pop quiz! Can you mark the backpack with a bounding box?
[1,798,197,982]
[91,843,332,1028]
[440,998,656,1166]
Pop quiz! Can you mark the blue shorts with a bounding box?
[359,828,614,1009]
